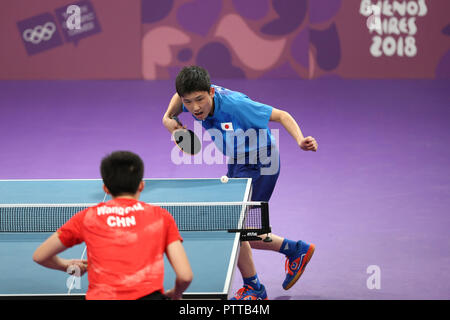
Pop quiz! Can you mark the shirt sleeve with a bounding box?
[225,94,273,130]
[57,209,86,248]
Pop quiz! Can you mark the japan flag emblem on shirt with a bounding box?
[221,122,233,131]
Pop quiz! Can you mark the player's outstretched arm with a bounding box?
[165,240,193,300]
[33,232,88,275]
[270,107,318,152]
[162,93,185,133]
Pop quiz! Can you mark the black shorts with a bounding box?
[138,291,171,300]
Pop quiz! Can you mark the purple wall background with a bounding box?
[0,0,449,80]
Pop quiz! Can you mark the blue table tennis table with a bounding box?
[0,178,253,299]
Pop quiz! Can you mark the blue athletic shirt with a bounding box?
[182,85,276,161]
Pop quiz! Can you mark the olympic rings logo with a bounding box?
[22,22,56,44]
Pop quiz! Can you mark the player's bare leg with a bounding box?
[249,233,283,251]
[237,241,256,278]
[231,241,268,300]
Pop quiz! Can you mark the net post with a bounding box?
[260,201,272,242]
[260,202,271,234]
[230,202,272,242]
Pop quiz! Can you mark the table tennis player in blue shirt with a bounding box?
[162,65,318,300]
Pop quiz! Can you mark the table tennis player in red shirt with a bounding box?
[33,151,193,300]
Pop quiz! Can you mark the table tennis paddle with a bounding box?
[171,116,201,155]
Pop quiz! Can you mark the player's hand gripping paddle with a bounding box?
[171,116,201,155]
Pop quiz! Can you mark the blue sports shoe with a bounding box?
[282,241,315,290]
[230,284,268,300]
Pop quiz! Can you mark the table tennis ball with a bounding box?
[220,176,229,183]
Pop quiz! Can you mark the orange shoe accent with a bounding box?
[231,285,269,300]
[284,244,315,290]
[232,286,248,300]
[285,257,300,276]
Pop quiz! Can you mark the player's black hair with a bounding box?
[175,65,211,97]
[100,151,144,197]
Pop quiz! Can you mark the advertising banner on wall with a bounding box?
[0,0,448,79]
[0,0,141,79]
[310,0,450,78]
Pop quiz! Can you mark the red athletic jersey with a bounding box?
[57,198,182,300]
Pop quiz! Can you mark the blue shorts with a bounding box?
[227,156,280,202]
